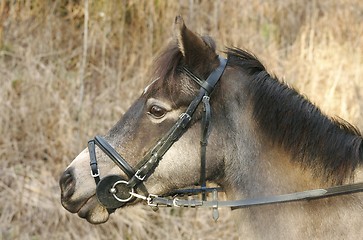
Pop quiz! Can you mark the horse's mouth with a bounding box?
[62,195,110,224]
[77,196,110,224]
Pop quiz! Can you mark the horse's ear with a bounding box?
[174,16,218,75]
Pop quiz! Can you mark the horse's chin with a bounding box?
[77,196,110,224]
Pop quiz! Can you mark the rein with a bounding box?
[87,56,363,220]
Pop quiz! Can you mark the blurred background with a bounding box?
[0,0,362,239]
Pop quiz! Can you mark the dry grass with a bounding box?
[1,0,363,239]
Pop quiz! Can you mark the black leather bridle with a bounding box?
[88,56,227,211]
[87,56,363,220]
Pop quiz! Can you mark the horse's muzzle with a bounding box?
[59,167,86,213]
[59,167,75,200]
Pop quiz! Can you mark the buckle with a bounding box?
[202,95,210,103]
[178,113,191,128]
[178,112,191,122]
[135,169,146,181]
[91,168,100,178]
[147,194,158,207]
[173,198,181,207]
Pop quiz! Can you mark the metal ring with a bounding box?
[111,180,134,202]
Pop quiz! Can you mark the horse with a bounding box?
[60,16,363,239]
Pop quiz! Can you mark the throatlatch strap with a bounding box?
[200,95,211,200]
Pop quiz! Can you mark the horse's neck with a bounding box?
[219,100,362,197]
[223,143,324,199]
[216,72,363,239]
[222,135,363,239]
[225,136,363,197]
[224,148,362,239]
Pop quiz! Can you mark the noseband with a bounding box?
[88,56,363,220]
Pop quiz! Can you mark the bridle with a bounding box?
[88,56,227,211]
[87,56,363,220]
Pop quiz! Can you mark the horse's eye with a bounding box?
[148,105,167,119]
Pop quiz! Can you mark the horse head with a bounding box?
[59,16,229,224]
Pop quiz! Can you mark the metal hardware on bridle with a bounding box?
[87,55,363,221]
[88,138,150,209]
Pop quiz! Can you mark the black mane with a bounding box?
[227,47,363,184]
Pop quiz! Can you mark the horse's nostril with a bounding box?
[59,167,76,200]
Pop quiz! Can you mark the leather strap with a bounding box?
[149,181,363,209]
[94,136,135,178]
[200,95,211,200]
[182,56,227,94]
[88,140,100,184]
